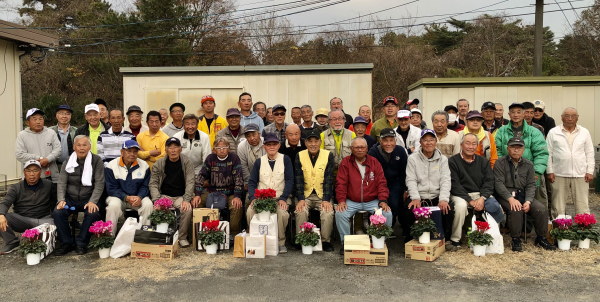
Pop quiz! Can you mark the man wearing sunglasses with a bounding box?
[532,100,556,137]
[262,104,288,146]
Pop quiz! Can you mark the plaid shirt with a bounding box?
[294,150,335,202]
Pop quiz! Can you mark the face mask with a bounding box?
[448,113,457,123]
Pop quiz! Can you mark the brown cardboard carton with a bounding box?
[130,232,179,260]
[343,235,388,266]
[404,239,445,262]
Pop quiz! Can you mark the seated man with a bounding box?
[105,140,153,235]
[246,133,294,253]
[294,130,335,252]
[0,160,55,254]
[448,133,504,250]
[335,137,392,252]
[149,137,195,248]
[194,138,244,235]
[53,135,105,255]
[494,137,555,251]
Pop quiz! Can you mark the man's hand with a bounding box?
[84,202,99,213]
[38,158,49,167]
[295,200,306,213]
[508,197,522,212]
[438,200,451,215]
[321,201,333,212]
[231,197,242,209]
[56,200,66,210]
[336,202,347,212]
[470,198,484,211]
[191,196,201,208]
[408,199,421,209]
[278,200,288,211]
[523,201,531,213]
[379,202,391,212]
[0,215,7,232]
[548,173,555,183]
[127,196,141,207]
[585,173,593,183]
[181,201,192,212]
[149,149,160,157]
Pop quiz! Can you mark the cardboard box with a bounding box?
[404,239,445,262]
[134,230,176,245]
[249,214,278,236]
[197,221,230,251]
[265,235,279,256]
[245,235,266,259]
[131,232,179,260]
[343,235,388,266]
[192,208,220,250]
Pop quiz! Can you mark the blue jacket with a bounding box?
[368,144,408,192]
[104,157,151,200]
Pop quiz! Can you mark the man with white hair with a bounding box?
[394,110,421,154]
[329,97,353,129]
[320,109,356,167]
[456,99,469,125]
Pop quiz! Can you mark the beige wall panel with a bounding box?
[145,89,177,115]
[0,40,22,181]
[209,88,244,116]
[178,88,212,116]
[594,86,600,143]
[573,86,595,131]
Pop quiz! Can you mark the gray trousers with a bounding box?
[498,198,548,238]
[0,213,54,245]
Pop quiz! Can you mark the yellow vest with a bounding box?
[299,149,330,199]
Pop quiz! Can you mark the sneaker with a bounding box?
[445,240,460,252]
[279,245,287,253]
[535,237,557,251]
[322,242,334,252]
[54,244,74,256]
[75,246,88,255]
[0,242,19,255]
[512,238,523,252]
[179,239,190,248]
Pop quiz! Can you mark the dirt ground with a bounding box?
[2,194,600,302]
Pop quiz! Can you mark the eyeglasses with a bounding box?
[352,146,367,149]
[24,169,41,173]
[273,112,285,116]
[329,117,345,121]
[214,147,228,150]
[534,108,544,112]
[562,114,578,119]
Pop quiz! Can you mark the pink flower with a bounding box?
[22,228,40,239]
[413,207,431,219]
[89,220,113,235]
[154,197,174,210]
[369,214,387,225]
[300,222,316,232]
[574,213,597,228]
[554,218,573,230]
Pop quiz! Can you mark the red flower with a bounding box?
[255,188,276,199]
[574,213,597,228]
[202,220,220,231]
[474,221,490,232]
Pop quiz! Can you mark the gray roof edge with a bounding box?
[119,63,374,74]
[408,76,600,90]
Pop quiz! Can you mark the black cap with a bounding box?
[508,137,525,147]
[379,128,396,138]
[481,102,496,111]
[126,105,143,115]
[444,105,458,113]
[169,102,185,112]
[242,123,260,134]
[304,129,321,140]
[272,104,287,112]
[94,98,107,107]
[56,104,73,113]
[508,102,525,110]
[165,137,181,147]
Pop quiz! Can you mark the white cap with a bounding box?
[84,104,100,114]
[24,159,41,169]
[397,110,411,119]
[533,100,545,110]
[410,108,423,116]
[25,108,44,120]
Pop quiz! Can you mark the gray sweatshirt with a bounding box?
[0,179,55,218]
[406,148,451,201]
[15,127,62,183]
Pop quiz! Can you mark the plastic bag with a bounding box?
[471,212,504,254]
[110,217,141,258]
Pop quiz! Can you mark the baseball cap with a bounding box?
[508,137,525,147]
[382,96,398,106]
[165,137,181,147]
[94,98,107,107]
[444,105,458,113]
[126,105,143,115]
[533,100,545,110]
[481,102,496,111]
[242,123,259,134]
[420,129,437,139]
[24,159,41,169]
[272,104,287,112]
[379,128,396,138]
[315,108,329,117]
[56,104,73,113]
[508,102,525,110]
[397,110,411,119]
[169,102,185,112]
[466,110,484,120]
[84,104,100,114]
[406,98,420,106]
[122,140,141,150]
[25,108,44,120]
[263,133,280,144]
[304,129,321,140]
[410,108,422,116]
[201,95,215,104]
[353,116,368,125]
[226,108,241,117]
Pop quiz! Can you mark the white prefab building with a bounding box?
[120,64,373,125]
[408,76,600,142]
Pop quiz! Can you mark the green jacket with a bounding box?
[494,121,548,175]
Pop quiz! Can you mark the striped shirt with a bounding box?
[97,128,136,163]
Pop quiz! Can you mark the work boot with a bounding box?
[0,242,19,255]
[535,236,557,250]
[54,244,74,256]
[322,242,334,252]
[511,237,523,252]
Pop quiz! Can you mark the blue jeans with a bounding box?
[482,197,505,224]
[335,199,393,242]
[52,200,101,248]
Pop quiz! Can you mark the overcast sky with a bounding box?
[0,0,594,39]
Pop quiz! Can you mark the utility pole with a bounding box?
[533,0,543,76]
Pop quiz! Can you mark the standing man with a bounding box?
[237,124,265,188]
[352,116,376,150]
[371,96,399,138]
[410,109,426,129]
[460,110,498,168]
[94,98,110,127]
[124,105,148,137]
[348,105,373,135]
[299,104,317,137]
[279,124,306,173]
[495,103,509,125]
[76,104,106,155]
[320,109,356,167]
[394,110,421,154]
[522,102,545,135]
[158,108,169,129]
[104,140,153,235]
[149,137,195,248]
[173,114,211,174]
[197,95,228,148]
[546,107,594,216]
[456,99,469,125]
[329,97,353,129]
[16,108,61,183]
[137,111,169,169]
[216,108,244,154]
[49,104,77,167]
[294,129,336,252]
[481,102,501,134]
[431,110,461,158]
[314,108,329,132]
[262,104,288,145]
[252,101,268,126]
[97,109,136,164]
[162,102,186,137]
[532,100,556,137]
[238,92,265,131]
[444,105,465,132]
[291,106,302,126]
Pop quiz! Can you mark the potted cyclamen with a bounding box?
[550,217,578,251]
[197,220,225,254]
[88,220,114,258]
[20,228,47,265]
[149,197,176,233]
[573,213,600,249]
[295,222,321,255]
[410,207,438,244]
[366,209,393,249]
[253,188,278,222]
[467,221,494,257]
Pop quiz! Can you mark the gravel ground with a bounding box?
[2,194,600,302]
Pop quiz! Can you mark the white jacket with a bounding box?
[173,130,212,173]
[394,125,421,153]
[546,124,594,177]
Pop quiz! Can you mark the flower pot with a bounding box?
[557,239,571,251]
[418,232,430,244]
[371,235,385,249]
[205,243,218,255]
[472,245,486,257]
[578,238,590,249]
[26,253,41,265]
[98,248,111,259]
[257,211,271,222]
[156,222,169,234]
[302,245,314,255]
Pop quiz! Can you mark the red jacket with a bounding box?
[336,154,389,204]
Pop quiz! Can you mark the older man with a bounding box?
[238,92,264,131]
[320,109,356,167]
[198,95,228,148]
[50,105,77,167]
[159,108,169,128]
[371,96,399,139]
[351,116,376,150]
[279,124,306,172]
[522,102,545,135]
[329,97,353,129]
[0,160,55,254]
[173,114,211,174]
[460,110,498,168]
[124,105,148,137]
[532,100,556,137]
[262,104,288,146]
[237,124,265,188]
[162,102,186,137]
[314,108,329,132]
[410,108,426,129]
[16,108,61,183]
[495,103,509,125]
[444,105,465,132]
[431,110,461,158]
[149,137,195,248]
[105,140,153,234]
[294,130,335,252]
[394,110,421,153]
[246,133,294,253]
[481,102,501,134]
[216,108,244,154]
[97,109,136,164]
[449,133,504,249]
[76,104,106,154]
[299,105,317,135]
[252,101,267,124]
[406,129,452,243]
[291,107,302,125]
[457,99,469,125]
[94,98,110,127]
[348,105,373,135]
[335,137,392,249]
[53,135,105,255]
[547,107,594,216]
[137,111,169,169]
[495,137,555,251]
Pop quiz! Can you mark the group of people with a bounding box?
[0,93,594,256]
